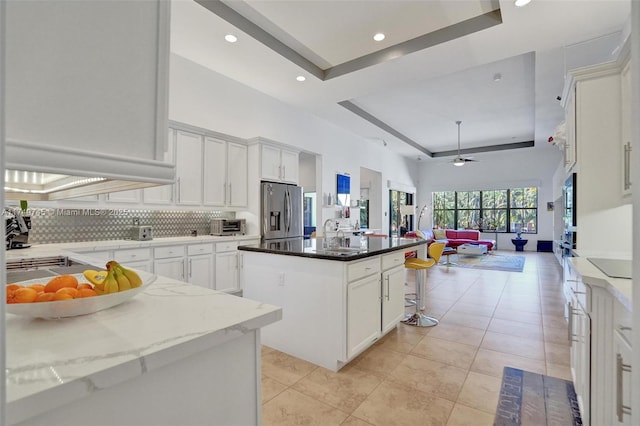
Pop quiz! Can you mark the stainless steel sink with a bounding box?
[312,247,363,256]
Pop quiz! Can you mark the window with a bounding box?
[432,187,537,233]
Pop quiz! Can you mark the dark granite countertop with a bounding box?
[237,236,426,261]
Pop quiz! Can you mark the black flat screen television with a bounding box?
[563,173,577,247]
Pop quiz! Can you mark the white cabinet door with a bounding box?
[261,144,281,182]
[621,60,632,197]
[188,254,214,290]
[154,258,185,281]
[613,330,632,425]
[203,137,227,206]
[227,142,248,207]
[215,252,239,292]
[280,149,299,184]
[570,294,591,426]
[144,128,175,204]
[347,274,382,359]
[381,265,405,334]
[122,260,152,272]
[175,131,203,205]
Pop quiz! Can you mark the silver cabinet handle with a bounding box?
[181,259,185,280]
[177,177,181,203]
[624,142,632,190]
[385,275,390,301]
[616,353,632,422]
[567,302,573,343]
[189,259,193,277]
[229,182,232,205]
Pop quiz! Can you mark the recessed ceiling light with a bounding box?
[514,0,531,7]
[224,34,238,43]
[373,33,385,42]
[493,73,502,82]
[296,75,306,82]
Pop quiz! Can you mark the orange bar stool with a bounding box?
[402,242,446,327]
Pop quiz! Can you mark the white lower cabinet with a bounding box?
[381,264,405,334]
[569,292,591,426]
[613,330,632,425]
[215,252,238,292]
[186,243,214,289]
[347,273,382,359]
[153,245,186,281]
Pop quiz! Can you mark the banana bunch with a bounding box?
[83,261,143,295]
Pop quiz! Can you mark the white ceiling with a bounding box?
[170,0,631,162]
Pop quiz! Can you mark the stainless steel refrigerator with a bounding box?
[261,181,303,241]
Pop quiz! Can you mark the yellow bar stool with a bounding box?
[402,242,446,327]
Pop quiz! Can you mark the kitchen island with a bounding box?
[5,251,281,426]
[239,236,427,371]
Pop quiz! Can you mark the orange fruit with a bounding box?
[77,283,93,290]
[77,288,98,298]
[6,284,23,295]
[52,292,74,301]
[28,284,45,293]
[35,292,56,303]
[7,287,38,304]
[44,275,78,293]
[55,287,79,298]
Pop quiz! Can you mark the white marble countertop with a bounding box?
[570,250,632,311]
[5,239,281,425]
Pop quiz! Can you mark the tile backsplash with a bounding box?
[25,208,233,244]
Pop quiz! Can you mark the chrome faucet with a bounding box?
[323,219,338,248]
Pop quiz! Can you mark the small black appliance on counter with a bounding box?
[5,207,31,249]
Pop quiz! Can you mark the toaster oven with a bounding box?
[210,218,246,236]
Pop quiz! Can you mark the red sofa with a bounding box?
[408,229,496,251]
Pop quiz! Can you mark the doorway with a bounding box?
[389,190,414,237]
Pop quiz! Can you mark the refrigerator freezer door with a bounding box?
[261,182,303,240]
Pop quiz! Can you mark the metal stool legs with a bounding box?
[402,267,438,327]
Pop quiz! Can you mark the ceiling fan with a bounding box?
[452,120,478,166]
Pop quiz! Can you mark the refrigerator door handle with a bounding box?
[262,187,268,237]
[284,188,291,233]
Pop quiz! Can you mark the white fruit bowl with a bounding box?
[6,271,156,319]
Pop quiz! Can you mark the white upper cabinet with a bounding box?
[203,137,248,207]
[227,142,249,207]
[175,131,203,205]
[203,138,227,206]
[260,143,299,184]
[4,1,173,183]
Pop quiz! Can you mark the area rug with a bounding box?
[451,253,525,272]
[494,367,582,426]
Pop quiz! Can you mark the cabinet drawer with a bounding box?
[187,243,213,256]
[154,245,185,259]
[216,241,238,253]
[381,252,405,271]
[347,257,380,282]
[114,248,151,263]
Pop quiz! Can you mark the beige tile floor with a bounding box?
[260,251,570,426]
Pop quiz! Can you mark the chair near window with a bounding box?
[402,241,446,327]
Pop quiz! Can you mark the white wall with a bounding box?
[169,54,417,235]
[416,147,562,251]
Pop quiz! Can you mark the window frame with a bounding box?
[431,188,538,234]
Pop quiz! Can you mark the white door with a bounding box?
[381,265,405,334]
[215,252,239,292]
[227,142,248,207]
[280,149,299,184]
[261,144,281,182]
[175,131,203,205]
[347,274,382,359]
[203,137,227,206]
[188,254,214,290]
[154,257,185,281]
